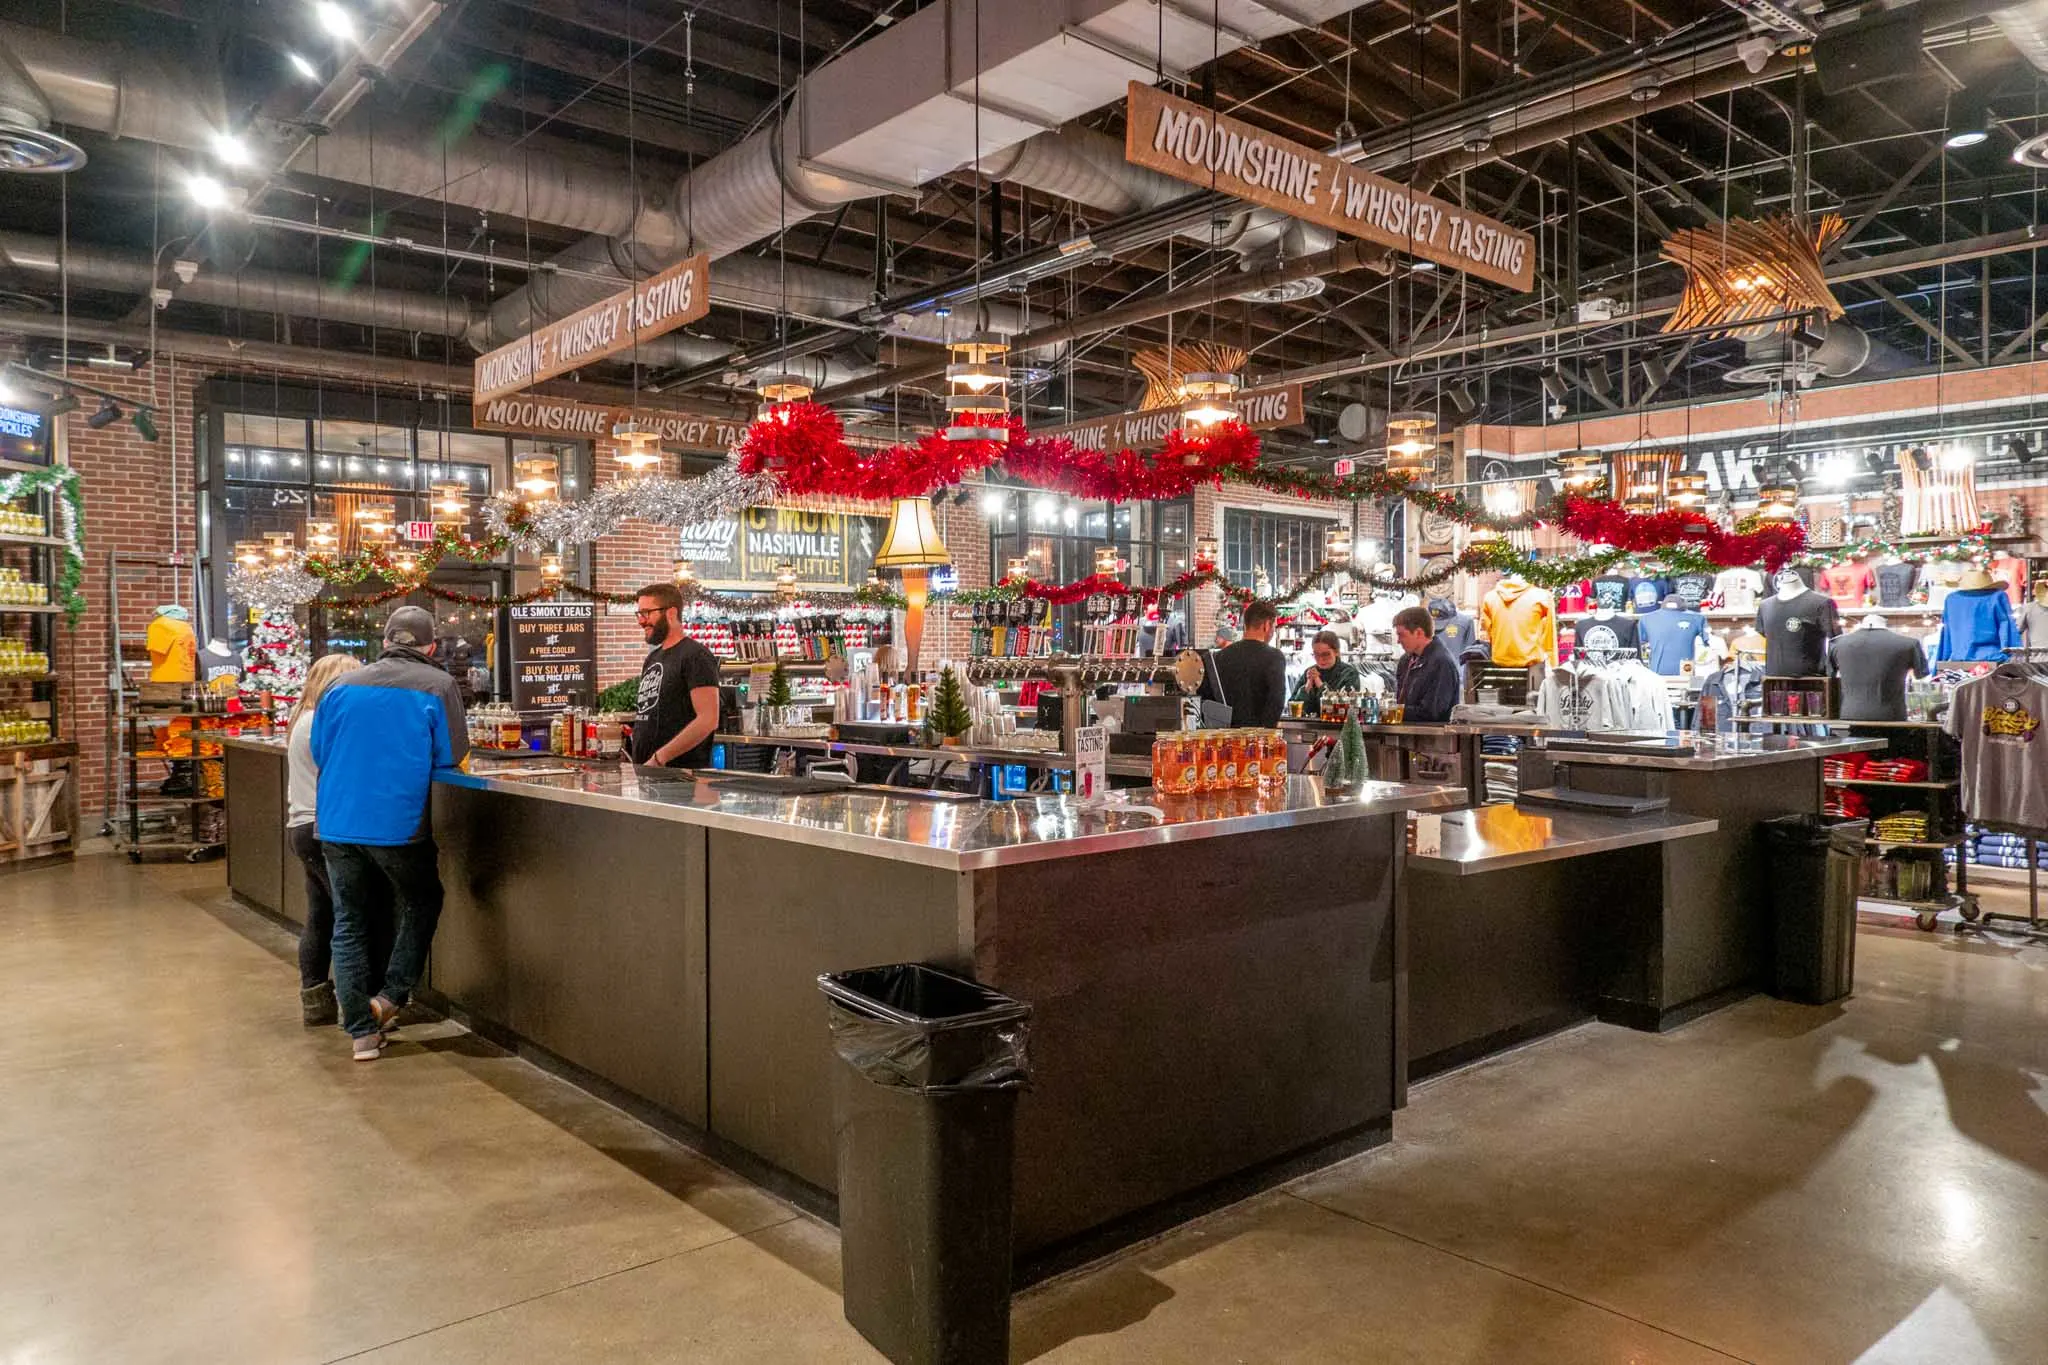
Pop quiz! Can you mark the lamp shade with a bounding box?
[875,496,951,568]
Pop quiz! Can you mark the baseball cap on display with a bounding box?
[383,606,437,648]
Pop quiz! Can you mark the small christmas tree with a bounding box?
[239,610,310,721]
[764,661,794,708]
[924,664,972,743]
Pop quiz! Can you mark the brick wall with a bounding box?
[46,360,204,820]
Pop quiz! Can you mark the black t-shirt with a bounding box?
[1875,562,1918,609]
[1573,612,1641,655]
[1828,627,1928,721]
[1671,573,1714,610]
[630,637,721,766]
[1757,590,1840,677]
[1590,575,1630,613]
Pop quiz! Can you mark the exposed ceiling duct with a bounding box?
[0,44,84,173]
[0,19,221,150]
[1724,320,1875,387]
[1992,3,2048,74]
[474,0,1375,351]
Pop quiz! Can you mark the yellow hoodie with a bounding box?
[1480,579,1557,667]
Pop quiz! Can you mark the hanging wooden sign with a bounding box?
[1123,84,1535,292]
[473,253,711,402]
[472,393,748,452]
[1035,383,1303,449]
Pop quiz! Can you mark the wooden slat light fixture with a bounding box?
[1660,214,1847,338]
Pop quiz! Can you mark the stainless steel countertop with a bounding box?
[716,732,1154,777]
[438,762,1463,871]
[1532,732,1888,770]
[221,733,285,752]
[1407,803,1720,876]
[1280,720,1570,738]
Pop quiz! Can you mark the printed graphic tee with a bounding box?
[631,637,721,767]
[1757,589,1840,677]
[1948,670,2048,830]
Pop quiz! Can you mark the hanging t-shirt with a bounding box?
[1628,576,1673,613]
[1756,590,1839,677]
[1557,580,1590,615]
[1590,575,1631,614]
[1947,669,2048,830]
[1480,581,1558,666]
[1713,568,1766,614]
[1817,560,1876,610]
[1670,573,1714,610]
[1639,608,1709,676]
[1936,587,2022,663]
[1828,627,1928,721]
[2023,600,2048,645]
[1573,613,1641,656]
[1991,556,2028,606]
[146,613,198,684]
[1874,561,1919,609]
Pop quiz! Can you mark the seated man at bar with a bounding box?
[1211,600,1288,727]
[629,583,722,768]
[1291,630,1363,717]
[1394,605,1461,723]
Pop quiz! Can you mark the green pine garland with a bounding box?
[0,464,87,623]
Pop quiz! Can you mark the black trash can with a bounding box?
[819,964,1032,1365]
[1761,815,1866,1004]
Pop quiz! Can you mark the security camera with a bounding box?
[1737,36,1776,75]
[171,259,199,284]
[150,287,172,310]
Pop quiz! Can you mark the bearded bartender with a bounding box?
[629,582,722,768]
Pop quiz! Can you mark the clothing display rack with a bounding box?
[1945,659,2048,938]
[103,551,225,862]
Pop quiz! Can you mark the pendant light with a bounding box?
[513,455,559,502]
[673,559,696,586]
[943,333,1011,442]
[774,559,801,599]
[1193,534,1220,572]
[263,530,295,560]
[1384,411,1438,480]
[1180,370,1242,430]
[612,419,663,478]
[1554,451,1606,492]
[1324,523,1354,564]
[538,551,565,586]
[305,518,340,554]
[1667,472,1708,509]
[755,373,813,424]
[1093,545,1120,579]
[1004,555,1031,580]
[430,483,468,525]
[233,540,264,568]
[354,500,397,540]
[1756,481,1800,522]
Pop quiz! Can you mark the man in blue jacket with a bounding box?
[312,606,470,1061]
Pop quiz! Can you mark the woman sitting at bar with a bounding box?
[1291,630,1363,717]
[1393,606,1461,723]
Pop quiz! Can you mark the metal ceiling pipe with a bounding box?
[810,240,1392,405]
[0,19,220,149]
[0,230,480,336]
[1992,2,2048,72]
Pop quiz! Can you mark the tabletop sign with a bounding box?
[473,253,711,402]
[1123,83,1535,292]
[472,393,749,453]
[508,600,596,714]
[1035,382,1303,449]
[1073,725,1108,801]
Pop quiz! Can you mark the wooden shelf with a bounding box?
[0,532,63,548]
[1868,837,1963,851]
[1825,777,1958,790]
[0,458,57,476]
[0,602,60,614]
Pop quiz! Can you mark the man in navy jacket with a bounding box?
[313,606,469,1060]
[1393,605,1462,723]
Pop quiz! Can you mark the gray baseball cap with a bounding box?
[383,606,437,648]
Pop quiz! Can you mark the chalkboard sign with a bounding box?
[508,601,595,713]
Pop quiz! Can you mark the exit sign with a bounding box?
[1332,458,1356,477]
[402,521,437,543]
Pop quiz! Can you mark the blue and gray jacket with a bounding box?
[311,646,470,845]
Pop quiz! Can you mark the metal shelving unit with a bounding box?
[0,466,73,865]
[103,551,222,862]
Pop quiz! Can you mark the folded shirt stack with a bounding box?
[1822,755,1869,782]
[1859,758,1930,783]
[1871,811,1932,843]
[1826,789,1872,820]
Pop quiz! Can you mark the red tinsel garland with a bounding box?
[1557,495,1806,571]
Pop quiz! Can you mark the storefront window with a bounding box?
[1223,506,1335,594]
[987,488,1193,646]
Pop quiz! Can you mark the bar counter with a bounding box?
[223,734,1459,1277]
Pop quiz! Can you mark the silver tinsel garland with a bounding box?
[226,559,325,610]
[484,461,779,550]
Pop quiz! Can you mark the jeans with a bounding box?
[291,823,393,997]
[322,838,444,1039]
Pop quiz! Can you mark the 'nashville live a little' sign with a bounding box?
[1123,84,1535,292]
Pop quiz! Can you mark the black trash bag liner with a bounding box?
[1762,813,1868,856]
[819,963,1032,1094]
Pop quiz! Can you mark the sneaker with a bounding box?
[352,1033,385,1062]
[301,982,338,1027]
[369,995,401,1032]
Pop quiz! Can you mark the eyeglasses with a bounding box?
[634,607,666,620]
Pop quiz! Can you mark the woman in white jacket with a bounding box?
[287,653,363,1024]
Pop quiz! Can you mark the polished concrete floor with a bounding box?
[4,854,2046,1363]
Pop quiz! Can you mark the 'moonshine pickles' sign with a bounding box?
[1123,84,1534,292]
